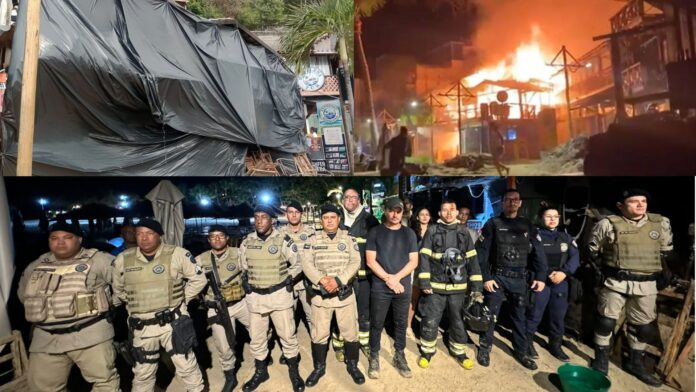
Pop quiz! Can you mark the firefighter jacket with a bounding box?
[340,208,379,280]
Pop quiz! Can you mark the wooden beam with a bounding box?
[658,280,694,376]
[16,0,42,176]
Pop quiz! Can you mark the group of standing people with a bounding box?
[16,186,671,391]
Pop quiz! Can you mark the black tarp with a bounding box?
[1,0,306,175]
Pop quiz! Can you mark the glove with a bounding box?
[285,275,294,292]
[471,291,484,304]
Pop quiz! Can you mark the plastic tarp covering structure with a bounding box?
[1,0,306,175]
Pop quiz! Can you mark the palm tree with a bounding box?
[355,0,472,160]
[282,0,354,171]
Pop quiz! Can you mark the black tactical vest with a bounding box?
[540,231,569,271]
[492,217,532,268]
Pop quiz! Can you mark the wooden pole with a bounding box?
[16,0,41,176]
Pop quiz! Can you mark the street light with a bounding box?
[38,198,48,210]
[119,195,128,201]
[200,197,211,207]
[410,100,418,108]
[259,191,272,204]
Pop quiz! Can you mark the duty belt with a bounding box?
[311,286,353,300]
[292,273,304,285]
[604,267,659,282]
[38,313,109,335]
[250,280,287,295]
[129,307,182,330]
[494,267,528,280]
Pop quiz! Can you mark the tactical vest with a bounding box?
[310,230,353,288]
[123,245,184,314]
[492,217,532,268]
[602,214,663,272]
[200,248,244,302]
[23,249,110,325]
[245,234,287,288]
[428,224,473,284]
[282,225,315,247]
[540,231,569,271]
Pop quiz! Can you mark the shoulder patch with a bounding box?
[572,240,578,248]
[354,243,360,251]
[284,234,292,242]
[188,253,196,264]
[291,244,298,253]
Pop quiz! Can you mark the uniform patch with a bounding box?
[648,230,660,240]
[247,245,263,250]
[268,245,279,254]
[226,263,236,272]
[300,233,308,241]
[74,263,89,272]
[560,243,568,252]
[535,234,542,242]
[187,252,196,264]
[572,240,578,248]
[125,267,143,272]
[337,243,347,251]
[152,264,166,274]
[354,243,359,251]
[304,244,311,249]
[195,265,203,275]
[291,244,298,253]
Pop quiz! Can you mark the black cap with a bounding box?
[620,188,651,202]
[286,200,303,213]
[320,204,341,216]
[136,218,164,236]
[49,222,83,237]
[208,225,228,236]
[384,197,404,210]
[254,204,278,219]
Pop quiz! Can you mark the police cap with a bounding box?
[208,225,228,236]
[286,200,303,213]
[620,188,651,203]
[254,204,278,219]
[136,218,164,236]
[320,204,341,217]
[49,222,83,237]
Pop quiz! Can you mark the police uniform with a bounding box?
[525,227,579,361]
[302,226,365,386]
[418,220,483,369]
[196,247,250,374]
[18,247,120,392]
[112,244,207,392]
[337,207,379,356]
[476,214,548,370]
[239,228,304,392]
[278,223,316,330]
[589,210,672,386]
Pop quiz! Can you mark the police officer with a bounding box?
[240,204,304,392]
[196,225,251,392]
[589,188,671,387]
[303,204,365,387]
[525,204,579,362]
[278,200,315,334]
[336,188,379,359]
[418,199,483,370]
[112,218,206,392]
[18,222,120,391]
[476,189,548,370]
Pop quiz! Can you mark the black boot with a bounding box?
[243,359,269,392]
[514,351,538,370]
[305,343,328,387]
[548,336,570,362]
[527,333,539,359]
[345,341,366,384]
[476,343,491,367]
[591,345,610,375]
[624,349,662,387]
[286,355,305,392]
[222,369,237,392]
[280,352,300,366]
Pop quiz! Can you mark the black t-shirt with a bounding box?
[366,224,418,291]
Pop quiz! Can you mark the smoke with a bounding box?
[473,0,625,64]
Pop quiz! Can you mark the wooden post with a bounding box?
[658,280,694,376]
[16,0,42,176]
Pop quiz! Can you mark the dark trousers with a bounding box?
[482,275,528,354]
[369,288,411,353]
[419,292,469,358]
[526,279,569,338]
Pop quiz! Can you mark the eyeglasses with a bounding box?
[208,234,227,240]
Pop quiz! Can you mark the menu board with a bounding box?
[307,100,350,174]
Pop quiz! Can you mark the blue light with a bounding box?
[506,128,518,141]
[119,195,128,201]
[200,197,211,207]
[38,198,48,206]
[118,201,131,209]
[259,192,272,204]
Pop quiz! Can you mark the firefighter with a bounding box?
[196,225,251,392]
[417,199,483,370]
[239,204,304,392]
[333,188,379,360]
[112,218,207,392]
[476,189,548,370]
[589,189,672,387]
[18,223,120,391]
[302,204,365,387]
[525,204,579,362]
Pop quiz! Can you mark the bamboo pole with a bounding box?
[16,0,42,176]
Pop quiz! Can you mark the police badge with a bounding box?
[300,233,308,241]
[560,243,568,252]
[153,264,166,274]
[337,243,347,251]
[74,263,89,272]
[226,263,236,272]
[648,230,660,240]
[268,245,279,254]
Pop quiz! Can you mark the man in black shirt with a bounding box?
[475,189,548,370]
[365,197,419,379]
